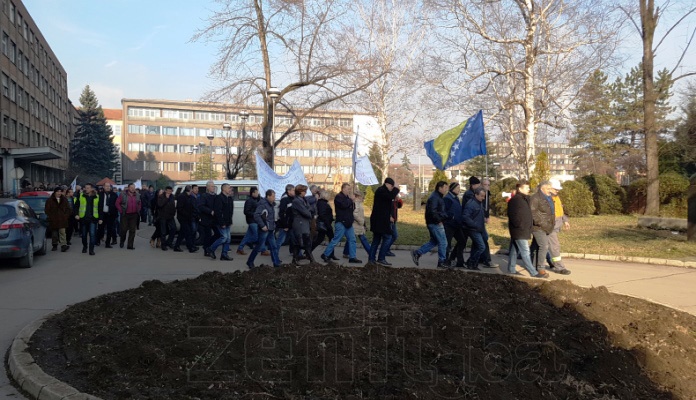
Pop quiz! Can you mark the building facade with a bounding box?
[495,142,581,181]
[103,108,123,184]
[120,99,375,190]
[0,0,73,194]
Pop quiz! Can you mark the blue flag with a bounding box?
[424,110,486,170]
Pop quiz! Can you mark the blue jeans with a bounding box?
[344,233,371,256]
[248,229,281,266]
[238,223,261,251]
[80,220,97,249]
[210,226,231,255]
[385,222,398,250]
[369,232,392,262]
[468,230,486,267]
[416,223,447,262]
[324,222,356,259]
[507,239,538,276]
[276,228,289,250]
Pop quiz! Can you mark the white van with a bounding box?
[173,180,259,236]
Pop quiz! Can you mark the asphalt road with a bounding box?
[2,227,695,398]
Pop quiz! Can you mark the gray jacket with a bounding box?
[253,198,276,232]
[291,196,313,235]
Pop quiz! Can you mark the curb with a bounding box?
[7,313,103,400]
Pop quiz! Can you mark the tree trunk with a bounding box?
[523,10,537,180]
[641,0,659,216]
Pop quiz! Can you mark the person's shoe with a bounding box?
[385,251,396,257]
[156,239,161,248]
[509,271,523,276]
[236,249,247,255]
[52,244,58,251]
[127,246,135,250]
[189,248,198,253]
[95,241,101,247]
[534,271,549,279]
[105,243,112,248]
[467,264,481,271]
[550,267,571,275]
[246,261,254,269]
[89,250,95,256]
[348,258,362,264]
[111,239,117,245]
[330,254,340,261]
[411,250,420,266]
[208,250,217,260]
[377,259,392,267]
[321,253,331,263]
[481,262,499,268]
[162,245,168,251]
[454,263,466,269]
[61,245,69,252]
[173,247,183,252]
[437,261,449,269]
[261,250,271,256]
[220,254,233,261]
[67,241,71,246]
[82,247,87,254]
[150,239,155,248]
[342,254,349,259]
[120,241,125,249]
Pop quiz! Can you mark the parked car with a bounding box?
[17,191,53,237]
[0,199,48,268]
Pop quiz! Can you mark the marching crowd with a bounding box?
[42,176,572,278]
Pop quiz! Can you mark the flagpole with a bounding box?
[352,126,360,190]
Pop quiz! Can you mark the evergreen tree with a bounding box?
[672,90,696,175]
[401,154,412,171]
[368,143,386,183]
[428,169,449,192]
[193,153,217,180]
[70,85,118,179]
[530,151,550,189]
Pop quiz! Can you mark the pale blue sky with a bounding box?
[23,0,696,112]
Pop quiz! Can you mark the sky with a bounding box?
[23,0,696,112]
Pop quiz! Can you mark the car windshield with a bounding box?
[0,205,16,220]
[22,198,48,214]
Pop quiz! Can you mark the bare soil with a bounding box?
[28,263,696,399]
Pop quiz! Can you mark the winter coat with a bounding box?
[277,194,295,229]
[243,196,260,224]
[291,196,312,235]
[214,193,234,226]
[333,192,355,228]
[507,192,533,240]
[392,196,403,222]
[316,198,334,231]
[44,195,71,230]
[462,189,475,205]
[140,190,152,209]
[253,198,276,232]
[530,191,555,234]
[176,192,194,223]
[443,191,463,229]
[117,191,141,216]
[424,191,448,225]
[198,192,217,227]
[353,201,367,236]
[97,191,118,218]
[370,185,399,234]
[462,197,486,233]
[157,193,176,220]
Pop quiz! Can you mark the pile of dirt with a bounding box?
[28,264,696,399]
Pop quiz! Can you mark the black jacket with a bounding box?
[97,191,118,217]
[443,191,463,229]
[198,192,217,227]
[507,193,533,240]
[316,198,334,231]
[424,191,448,225]
[333,192,355,228]
[462,197,485,233]
[157,193,176,220]
[254,198,276,232]
[176,192,194,223]
[530,191,554,234]
[243,196,260,224]
[214,193,234,226]
[370,185,399,234]
[277,194,295,229]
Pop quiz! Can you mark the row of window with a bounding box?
[127,107,353,127]
[2,72,68,137]
[126,142,354,159]
[129,160,351,176]
[1,114,65,151]
[2,0,66,90]
[126,124,353,143]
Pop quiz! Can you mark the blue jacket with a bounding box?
[462,197,485,233]
[333,192,355,227]
[198,192,217,227]
[253,198,276,232]
[213,193,234,226]
[424,191,448,225]
[443,191,463,228]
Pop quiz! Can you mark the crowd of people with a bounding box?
[41,176,571,278]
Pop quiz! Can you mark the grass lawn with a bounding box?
[367,207,695,260]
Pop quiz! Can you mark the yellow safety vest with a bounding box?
[552,196,564,218]
[77,193,99,219]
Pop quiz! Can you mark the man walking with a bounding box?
[116,183,141,250]
[237,187,260,255]
[411,181,449,269]
[369,178,399,266]
[198,181,218,256]
[546,179,572,275]
[322,183,361,264]
[506,180,548,278]
[208,183,234,261]
[247,189,282,269]
[462,188,489,270]
[174,185,197,253]
[44,187,71,252]
[530,181,555,273]
[276,184,295,253]
[97,183,118,248]
[443,182,466,268]
[384,193,403,257]
[157,186,177,251]
[74,183,100,255]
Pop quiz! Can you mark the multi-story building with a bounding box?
[0,0,74,194]
[495,142,581,181]
[120,99,378,189]
[103,108,123,184]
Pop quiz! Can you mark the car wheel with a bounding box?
[36,236,47,256]
[19,240,34,268]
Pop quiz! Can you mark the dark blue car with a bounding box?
[0,199,47,268]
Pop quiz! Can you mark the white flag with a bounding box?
[134,177,142,190]
[355,156,379,185]
[70,176,78,191]
[254,151,308,197]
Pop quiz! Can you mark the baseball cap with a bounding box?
[550,179,562,190]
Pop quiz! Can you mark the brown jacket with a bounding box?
[530,191,555,234]
[44,195,71,230]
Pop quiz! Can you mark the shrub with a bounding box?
[581,174,626,215]
[489,177,518,217]
[558,180,595,217]
[363,185,375,208]
[428,169,450,192]
[625,172,689,217]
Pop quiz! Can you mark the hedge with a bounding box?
[625,172,689,217]
[581,174,626,215]
[558,180,595,217]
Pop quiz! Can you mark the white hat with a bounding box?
[550,179,562,190]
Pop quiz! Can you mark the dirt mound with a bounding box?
[28,264,696,399]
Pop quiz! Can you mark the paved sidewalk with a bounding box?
[1,229,695,398]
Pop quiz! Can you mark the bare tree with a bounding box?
[623,0,696,215]
[426,0,622,177]
[193,0,385,167]
[222,123,258,180]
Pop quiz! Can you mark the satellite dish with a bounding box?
[9,167,24,179]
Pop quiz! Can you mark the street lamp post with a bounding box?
[205,130,215,180]
[239,110,249,178]
[492,162,500,182]
[266,87,281,169]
